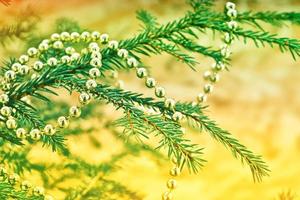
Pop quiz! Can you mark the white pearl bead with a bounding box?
[127,57,138,68]
[69,106,81,118]
[8,173,19,184]
[145,77,156,88]
[33,61,44,71]
[53,41,64,49]
[226,2,236,10]
[136,68,147,78]
[86,79,97,90]
[47,57,58,67]
[108,40,119,49]
[27,47,38,57]
[91,31,100,40]
[57,116,69,128]
[43,124,56,136]
[30,129,41,140]
[19,55,29,64]
[117,49,128,58]
[89,67,101,78]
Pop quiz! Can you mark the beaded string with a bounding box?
[0,2,238,199]
[0,165,53,199]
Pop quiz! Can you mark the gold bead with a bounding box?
[53,41,64,49]
[0,166,7,177]
[44,124,56,136]
[33,186,45,196]
[197,93,207,103]
[127,57,138,68]
[145,77,156,88]
[136,68,147,78]
[86,79,97,90]
[203,84,213,94]
[57,116,69,128]
[1,106,12,116]
[16,128,27,139]
[30,129,41,140]
[167,179,177,190]
[19,55,29,64]
[11,63,21,72]
[172,112,183,122]
[91,31,100,41]
[0,94,9,103]
[21,180,31,190]
[164,98,176,109]
[19,65,30,75]
[79,92,91,105]
[170,167,181,177]
[47,57,58,67]
[89,67,101,78]
[155,86,166,98]
[69,106,81,118]
[27,47,39,57]
[90,58,102,67]
[5,70,16,81]
[6,118,17,129]
[100,33,109,44]
[108,40,119,49]
[8,173,19,185]
[33,61,44,71]
[162,191,173,200]
[117,49,128,58]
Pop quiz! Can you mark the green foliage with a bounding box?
[0,0,300,199]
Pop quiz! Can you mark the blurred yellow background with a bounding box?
[1,0,300,199]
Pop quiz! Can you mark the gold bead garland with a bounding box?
[0,3,237,199]
[0,165,53,199]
